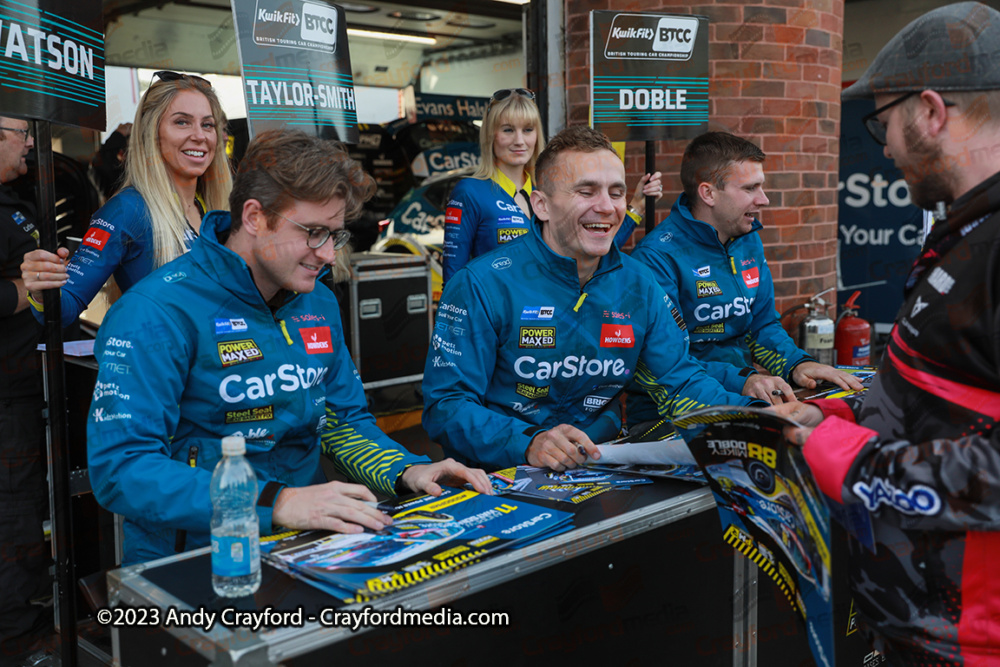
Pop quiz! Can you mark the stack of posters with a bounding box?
[674,406,835,667]
[488,465,652,504]
[261,488,573,603]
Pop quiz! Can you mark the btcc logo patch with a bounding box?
[497,227,528,244]
[225,405,275,424]
[696,280,723,298]
[519,326,556,349]
[218,339,264,367]
[693,323,725,334]
[516,383,549,399]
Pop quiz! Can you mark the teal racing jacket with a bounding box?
[626,195,813,426]
[87,211,429,565]
[422,222,757,469]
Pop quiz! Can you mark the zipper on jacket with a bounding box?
[277,318,293,345]
[573,293,588,312]
[174,445,199,553]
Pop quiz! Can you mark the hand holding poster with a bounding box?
[674,405,835,667]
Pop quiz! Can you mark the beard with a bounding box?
[900,123,953,210]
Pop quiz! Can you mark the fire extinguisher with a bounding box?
[799,287,836,365]
[835,291,871,366]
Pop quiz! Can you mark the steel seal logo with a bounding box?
[518,326,556,349]
[218,339,264,367]
[515,383,549,399]
[225,405,275,424]
[696,280,722,298]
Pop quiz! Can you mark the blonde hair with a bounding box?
[123,76,232,267]
[472,92,545,181]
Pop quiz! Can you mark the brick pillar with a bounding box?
[562,0,844,319]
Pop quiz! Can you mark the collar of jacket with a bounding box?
[521,218,623,288]
[668,193,764,249]
[492,169,533,198]
[192,210,277,308]
[936,168,1000,238]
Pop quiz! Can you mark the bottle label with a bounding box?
[211,535,261,577]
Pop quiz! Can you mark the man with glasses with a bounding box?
[87,130,490,566]
[777,2,1000,663]
[0,117,53,661]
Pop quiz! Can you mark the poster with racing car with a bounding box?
[261,487,573,602]
[674,406,835,667]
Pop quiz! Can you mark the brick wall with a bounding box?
[562,0,844,318]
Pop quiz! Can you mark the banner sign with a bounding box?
[590,11,708,142]
[408,93,490,122]
[0,0,105,130]
[230,0,358,143]
[838,99,922,328]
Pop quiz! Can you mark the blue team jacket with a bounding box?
[442,173,639,283]
[30,187,197,328]
[422,222,756,470]
[626,195,813,425]
[87,211,429,565]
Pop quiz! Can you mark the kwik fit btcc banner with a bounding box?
[0,0,105,130]
[230,0,357,143]
[590,11,708,142]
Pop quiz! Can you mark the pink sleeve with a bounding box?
[808,398,856,423]
[802,416,878,501]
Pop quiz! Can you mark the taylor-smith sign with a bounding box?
[231,0,358,143]
[591,11,708,142]
[0,0,105,130]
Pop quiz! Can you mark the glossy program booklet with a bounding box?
[262,487,573,602]
[674,406,835,667]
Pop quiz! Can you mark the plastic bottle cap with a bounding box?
[221,436,246,456]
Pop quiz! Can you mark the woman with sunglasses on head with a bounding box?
[442,88,663,283]
[442,88,544,284]
[21,71,232,326]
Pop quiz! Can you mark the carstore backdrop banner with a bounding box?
[230,0,358,143]
[837,99,922,328]
[0,0,105,129]
[590,11,708,142]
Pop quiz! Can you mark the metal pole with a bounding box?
[644,139,655,232]
[34,119,77,667]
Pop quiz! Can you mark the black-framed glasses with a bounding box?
[151,70,212,88]
[491,88,535,103]
[862,91,956,146]
[0,126,30,141]
[268,209,351,250]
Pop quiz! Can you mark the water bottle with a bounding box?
[210,436,261,597]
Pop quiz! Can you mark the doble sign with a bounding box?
[590,11,708,142]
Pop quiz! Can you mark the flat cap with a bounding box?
[844,1,1000,100]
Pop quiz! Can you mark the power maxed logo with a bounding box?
[218,339,264,367]
[518,327,556,349]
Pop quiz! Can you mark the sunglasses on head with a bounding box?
[491,88,535,103]
[151,70,212,88]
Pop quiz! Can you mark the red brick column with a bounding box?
[562,0,844,318]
